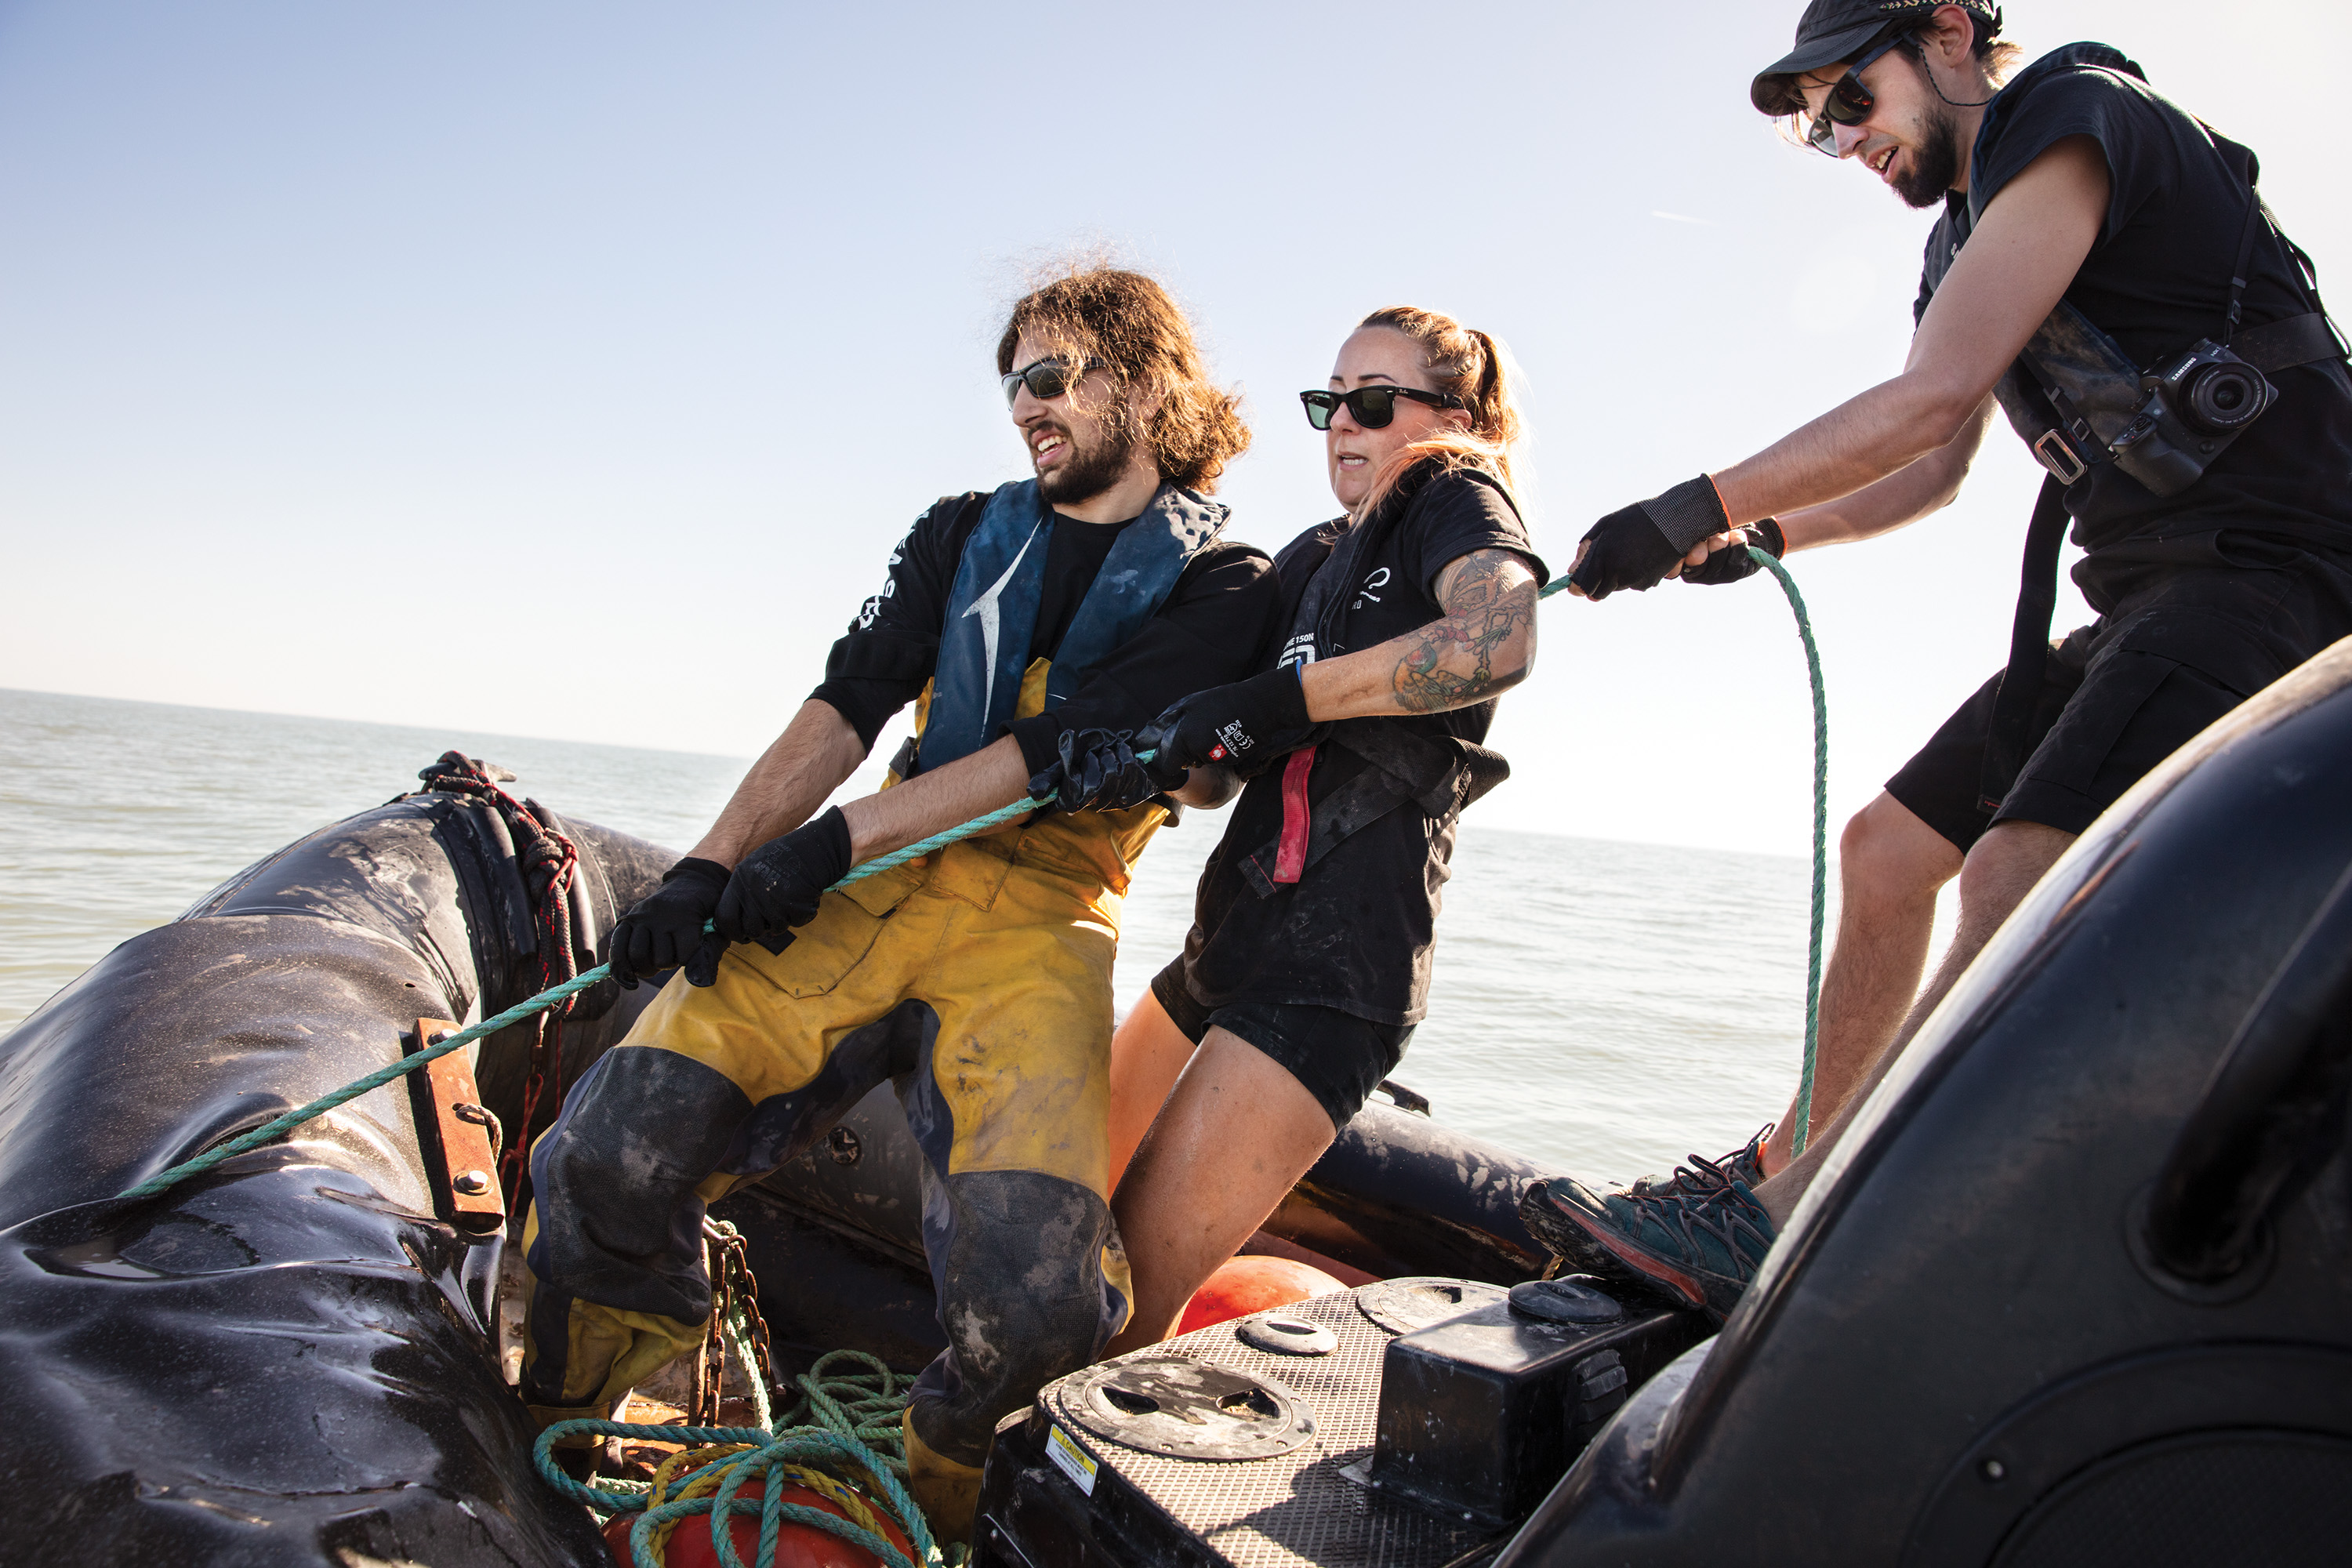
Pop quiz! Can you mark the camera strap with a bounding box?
[2230,313,2352,376]
[2009,127,2347,492]
[2207,138,2347,373]
[1977,474,2073,816]
[2216,143,2267,350]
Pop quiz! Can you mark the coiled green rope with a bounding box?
[535,1348,942,1568]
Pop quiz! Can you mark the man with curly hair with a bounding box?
[521,267,1280,1537]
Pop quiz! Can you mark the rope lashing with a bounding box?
[1534,546,1829,1156]
[122,547,1830,1181]
[535,1349,937,1568]
[398,752,591,1209]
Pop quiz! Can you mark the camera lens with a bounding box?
[2183,361,2267,434]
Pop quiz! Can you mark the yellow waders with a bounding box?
[521,662,1150,1542]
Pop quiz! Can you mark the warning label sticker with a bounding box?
[1045,1423,1098,1497]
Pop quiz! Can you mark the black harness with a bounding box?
[1237,465,1523,898]
[1235,720,1509,899]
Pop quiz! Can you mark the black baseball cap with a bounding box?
[1751,0,2003,115]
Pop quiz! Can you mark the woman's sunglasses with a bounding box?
[1804,32,1911,155]
[1002,357,1086,408]
[1299,385,1466,431]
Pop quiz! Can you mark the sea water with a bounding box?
[0,686,1808,1185]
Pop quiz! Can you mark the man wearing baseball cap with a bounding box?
[1526,2,2352,1319]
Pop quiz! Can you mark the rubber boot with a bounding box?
[902,1408,985,1547]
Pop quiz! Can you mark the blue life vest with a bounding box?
[913,478,1225,774]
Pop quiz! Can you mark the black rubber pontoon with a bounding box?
[0,777,1560,1564]
[1502,642,2352,1566]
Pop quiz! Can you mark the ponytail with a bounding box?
[1351,307,1526,521]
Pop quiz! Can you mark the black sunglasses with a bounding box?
[1299,385,1466,431]
[1001,356,1087,408]
[1805,32,1911,155]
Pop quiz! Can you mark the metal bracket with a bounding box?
[412,1018,506,1232]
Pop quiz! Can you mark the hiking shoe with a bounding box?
[1519,1176,1777,1322]
[1625,1123,1773,1200]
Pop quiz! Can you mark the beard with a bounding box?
[1036,405,1142,505]
[1890,103,1965,209]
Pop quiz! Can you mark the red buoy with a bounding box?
[1177,1254,1346,1336]
[602,1476,915,1568]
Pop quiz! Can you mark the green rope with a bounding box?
[725,1306,774,1433]
[536,1350,944,1568]
[107,548,1829,1559]
[1537,546,1829,1157]
[122,555,1831,1185]
[114,789,1058,1203]
[115,966,615,1200]
[1750,551,1829,1156]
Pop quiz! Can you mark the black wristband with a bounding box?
[665,856,731,891]
[1642,475,1731,553]
[1753,517,1786,557]
[807,806,855,884]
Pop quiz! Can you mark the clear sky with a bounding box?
[3,1,2343,855]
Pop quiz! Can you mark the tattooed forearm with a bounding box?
[1390,550,1539,713]
[1295,549,1542,724]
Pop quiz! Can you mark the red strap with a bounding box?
[1272,746,1317,884]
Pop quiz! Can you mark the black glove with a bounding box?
[712,807,855,957]
[1029,728,1167,812]
[1138,666,1317,775]
[1681,518,1786,586]
[1568,474,1730,601]
[608,857,730,991]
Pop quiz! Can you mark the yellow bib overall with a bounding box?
[520,661,1157,1537]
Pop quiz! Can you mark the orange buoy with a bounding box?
[1177,1254,1346,1336]
[601,1476,915,1568]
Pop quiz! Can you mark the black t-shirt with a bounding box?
[811,491,1281,774]
[1175,464,1547,1025]
[1915,43,2352,601]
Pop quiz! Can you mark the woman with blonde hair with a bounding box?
[1098,304,1548,1352]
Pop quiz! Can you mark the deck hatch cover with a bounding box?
[1354,1277,1508,1336]
[1061,1356,1315,1461]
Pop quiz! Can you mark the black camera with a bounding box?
[2107,339,2275,496]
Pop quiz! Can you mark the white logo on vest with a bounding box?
[958,519,1047,724]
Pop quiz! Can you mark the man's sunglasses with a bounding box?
[1299,385,1466,431]
[1001,356,1087,408]
[1805,32,1911,155]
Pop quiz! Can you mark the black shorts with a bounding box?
[1149,960,1413,1132]
[1889,546,2352,852]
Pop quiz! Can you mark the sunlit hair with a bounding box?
[1351,305,1527,522]
[1773,17,2024,144]
[996,263,1251,493]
